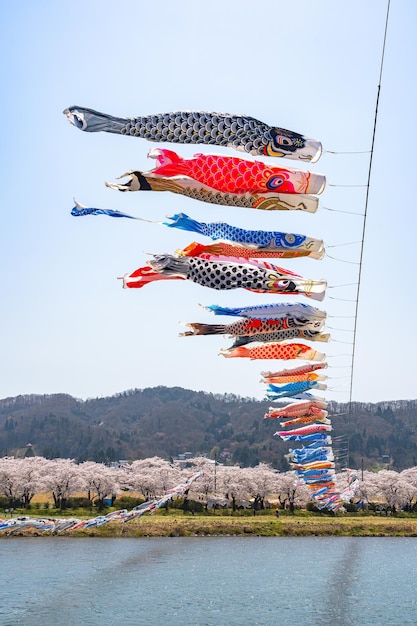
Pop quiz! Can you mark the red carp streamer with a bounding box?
[147,148,326,195]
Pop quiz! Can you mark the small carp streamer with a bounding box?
[122,254,327,299]
[63,106,322,161]
[291,460,335,471]
[290,446,333,463]
[105,170,320,212]
[265,400,328,419]
[279,411,330,427]
[219,342,326,361]
[203,302,327,320]
[71,200,138,219]
[261,362,327,383]
[265,380,327,400]
[275,423,332,439]
[277,432,332,444]
[261,371,326,384]
[145,148,326,195]
[164,213,325,259]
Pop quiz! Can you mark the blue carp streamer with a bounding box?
[164,213,324,258]
[265,380,327,400]
[71,200,137,219]
[203,302,327,321]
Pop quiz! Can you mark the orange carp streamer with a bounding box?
[219,342,326,361]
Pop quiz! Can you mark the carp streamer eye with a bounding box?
[266,175,286,190]
[275,134,294,146]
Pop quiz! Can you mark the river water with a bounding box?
[0,537,416,625]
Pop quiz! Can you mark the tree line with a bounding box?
[2,455,417,514]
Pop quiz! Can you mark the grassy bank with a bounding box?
[4,512,417,538]
[85,514,417,538]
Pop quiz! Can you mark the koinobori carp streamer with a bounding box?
[63,106,322,161]
[180,316,325,337]
[145,148,325,195]
[202,302,327,320]
[164,213,325,259]
[122,254,327,299]
[105,169,320,213]
[219,342,326,362]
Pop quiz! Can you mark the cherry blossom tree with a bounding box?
[275,471,309,511]
[373,469,417,512]
[42,458,85,509]
[79,461,119,511]
[354,470,379,509]
[218,465,248,510]
[126,457,180,500]
[244,463,279,511]
[0,457,25,506]
[399,467,417,511]
[179,457,217,503]
[17,457,50,507]
[0,457,49,507]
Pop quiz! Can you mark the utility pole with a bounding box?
[214,452,217,494]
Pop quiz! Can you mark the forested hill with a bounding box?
[1,387,417,471]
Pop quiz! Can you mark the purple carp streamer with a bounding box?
[122,254,327,299]
[203,302,327,320]
[105,170,320,212]
[164,213,325,259]
[180,316,325,337]
[63,106,322,161]
[219,342,326,361]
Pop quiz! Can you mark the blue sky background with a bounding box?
[1,0,415,404]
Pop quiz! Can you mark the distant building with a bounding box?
[24,443,35,458]
[109,460,130,468]
[174,452,194,468]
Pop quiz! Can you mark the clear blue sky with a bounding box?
[1,0,415,404]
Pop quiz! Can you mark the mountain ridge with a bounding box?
[1,387,416,471]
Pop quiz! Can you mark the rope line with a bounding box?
[345,0,391,467]
[324,150,371,155]
[321,206,365,216]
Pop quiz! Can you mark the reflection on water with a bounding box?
[0,537,416,626]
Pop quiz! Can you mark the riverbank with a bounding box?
[3,513,417,537]
[86,514,417,537]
